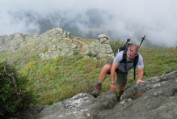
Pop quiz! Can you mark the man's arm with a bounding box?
[136,68,144,84]
[111,63,118,91]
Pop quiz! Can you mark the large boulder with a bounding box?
[21,92,116,119]
[84,42,113,59]
[84,34,113,59]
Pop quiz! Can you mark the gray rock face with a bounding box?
[22,92,116,119]
[21,70,177,119]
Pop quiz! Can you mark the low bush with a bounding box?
[0,62,34,118]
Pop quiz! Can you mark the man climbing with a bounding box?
[111,43,144,101]
[91,42,144,101]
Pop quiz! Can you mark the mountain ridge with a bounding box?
[0,27,114,59]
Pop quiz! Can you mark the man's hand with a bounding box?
[136,79,144,84]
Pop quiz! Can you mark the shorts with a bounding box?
[116,70,128,87]
[106,60,128,87]
[107,60,113,65]
[106,60,113,74]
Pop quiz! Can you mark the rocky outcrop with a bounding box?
[97,34,111,44]
[84,34,112,58]
[0,33,32,51]
[0,28,114,59]
[20,70,177,119]
[37,28,113,59]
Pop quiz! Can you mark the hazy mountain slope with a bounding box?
[0,28,177,106]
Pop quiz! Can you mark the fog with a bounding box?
[0,0,177,47]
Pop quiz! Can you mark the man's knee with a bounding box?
[102,64,111,72]
[103,64,111,71]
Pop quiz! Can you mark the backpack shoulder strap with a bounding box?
[120,49,128,71]
[133,54,139,80]
[120,45,128,62]
[122,50,127,62]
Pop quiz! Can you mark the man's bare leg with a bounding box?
[91,64,111,97]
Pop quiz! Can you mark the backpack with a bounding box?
[118,36,145,80]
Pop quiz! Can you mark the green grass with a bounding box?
[141,47,177,78]
[19,55,107,105]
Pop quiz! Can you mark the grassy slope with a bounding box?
[1,44,177,105]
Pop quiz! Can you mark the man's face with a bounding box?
[127,45,138,60]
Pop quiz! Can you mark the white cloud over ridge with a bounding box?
[0,0,177,47]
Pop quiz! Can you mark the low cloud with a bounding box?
[0,0,177,47]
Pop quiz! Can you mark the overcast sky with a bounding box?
[0,0,177,47]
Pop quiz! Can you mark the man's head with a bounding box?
[127,43,139,60]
